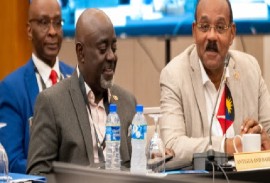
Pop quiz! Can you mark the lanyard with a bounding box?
[78,73,107,163]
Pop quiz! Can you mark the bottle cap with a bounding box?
[109,104,117,112]
[136,104,143,112]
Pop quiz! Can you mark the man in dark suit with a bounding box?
[27,8,137,175]
[0,0,73,173]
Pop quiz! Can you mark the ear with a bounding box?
[27,22,32,40]
[229,23,236,46]
[76,42,84,63]
[192,22,197,43]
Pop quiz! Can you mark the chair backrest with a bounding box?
[143,107,161,115]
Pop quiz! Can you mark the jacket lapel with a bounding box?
[59,62,71,78]
[227,55,243,133]
[25,59,39,113]
[189,48,209,136]
[105,87,120,114]
[109,89,118,108]
[69,72,95,165]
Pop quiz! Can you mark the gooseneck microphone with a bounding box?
[207,54,231,161]
[193,54,231,171]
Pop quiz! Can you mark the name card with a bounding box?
[234,150,270,171]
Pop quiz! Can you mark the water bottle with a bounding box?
[105,104,121,170]
[130,105,147,174]
[0,124,9,183]
[0,143,9,183]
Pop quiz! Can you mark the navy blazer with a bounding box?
[0,58,74,173]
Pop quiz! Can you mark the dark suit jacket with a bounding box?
[0,59,74,173]
[27,71,137,175]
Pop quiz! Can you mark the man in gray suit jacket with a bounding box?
[160,0,270,167]
[27,9,137,175]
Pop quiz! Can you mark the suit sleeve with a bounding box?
[252,57,270,133]
[0,81,27,173]
[27,91,59,175]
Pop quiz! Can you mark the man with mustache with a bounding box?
[0,0,73,173]
[27,8,137,175]
[159,0,270,167]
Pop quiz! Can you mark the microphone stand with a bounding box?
[193,55,232,171]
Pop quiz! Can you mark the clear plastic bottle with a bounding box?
[0,123,9,183]
[105,104,121,170]
[130,105,147,174]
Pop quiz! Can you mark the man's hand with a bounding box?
[165,148,175,157]
[240,118,262,134]
[149,148,175,159]
[240,118,270,150]
[261,129,270,150]
[225,118,266,155]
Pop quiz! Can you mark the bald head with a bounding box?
[195,0,233,23]
[28,0,61,20]
[75,8,117,94]
[75,8,114,44]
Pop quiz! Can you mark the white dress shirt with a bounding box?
[199,60,235,151]
[32,53,61,91]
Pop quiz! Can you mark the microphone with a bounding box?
[207,54,230,160]
[193,54,231,171]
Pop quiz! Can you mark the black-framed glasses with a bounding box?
[29,18,63,32]
[196,22,231,34]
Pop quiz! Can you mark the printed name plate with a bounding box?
[234,150,270,171]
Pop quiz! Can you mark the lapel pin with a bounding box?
[112,95,118,101]
[234,71,239,80]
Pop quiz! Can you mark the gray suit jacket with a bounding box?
[160,44,270,167]
[27,72,137,175]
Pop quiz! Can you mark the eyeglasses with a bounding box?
[29,18,63,32]
[196,23,231,34]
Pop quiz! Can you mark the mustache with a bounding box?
[206,41,218,52]
[104,62,116,70]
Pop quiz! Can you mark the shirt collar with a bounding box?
[76,66,111,104]
[199,59,230,86]
[32,53,60,83]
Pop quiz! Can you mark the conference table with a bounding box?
[46,162,270,183]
